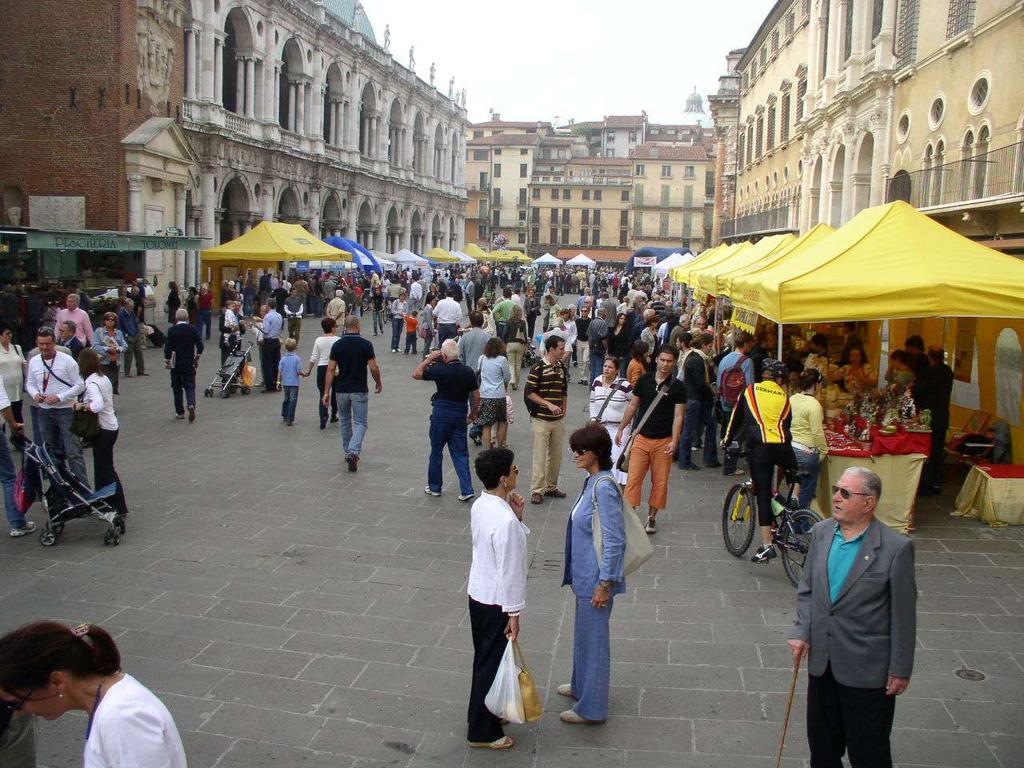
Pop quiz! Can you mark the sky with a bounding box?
[370,0,772,125]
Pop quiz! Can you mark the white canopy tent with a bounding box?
[453,251,477,264]
[533,253,561,265]
[652,251,695,275]
[371,251,398,271]
[565,253,597,267]
[393,249,429,266]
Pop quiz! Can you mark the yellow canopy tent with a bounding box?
[679,241,753,300]
[731,201,1024,324]
[201,222,350,262]
[719,223,834,300]
[692,233,795,300]
[484,250,527,263]
[462,243,490,261]
[425,246,461,263]
[669,244,722,285]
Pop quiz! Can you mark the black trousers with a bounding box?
[262,338,281,392]
[748,442,798,526]
[170,369,196,414]
[91,428,128,516]
[315,366,338,426]
[807,664,896,768]
[467,597,507,744]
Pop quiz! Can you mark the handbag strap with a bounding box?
[590,474,624,567]
[625,383,669,448]
[593,380,621,422]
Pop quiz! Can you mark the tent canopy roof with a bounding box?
[719,224,833,298]
[733,201,1024,322]
[203,222,350,262]
[672,241,751,286]
[692,233,795,298]
[533,254,562,265]
[425,246,460,263]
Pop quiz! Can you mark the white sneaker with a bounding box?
[458,493,475,502]
[9,521,37,538]
[424,486,441,497]
[645,516,657,534]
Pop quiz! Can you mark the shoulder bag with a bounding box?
[590,380,622,424]
[71,382,101,439]
[590,474,654,576]
[615,381,669,473]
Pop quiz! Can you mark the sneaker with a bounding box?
[188,405,196,423]
[751,544,778,563]
[175,413,185,420]
[424,486,442,497]
[458,493,475,502]
[9,521,36,537]
[645,515,657,534]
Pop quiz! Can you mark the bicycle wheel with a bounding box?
[722,483,756,557]
[779,509,822,587]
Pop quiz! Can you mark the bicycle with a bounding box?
[721,457,822,587]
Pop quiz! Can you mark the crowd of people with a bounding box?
[0,260,932,768]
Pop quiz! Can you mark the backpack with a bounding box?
[523,361,543,417]
[719,354,749,409]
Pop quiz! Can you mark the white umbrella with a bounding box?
[566,253,597,266]
[533,253,561,265]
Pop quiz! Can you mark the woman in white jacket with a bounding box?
[73,349,128,518]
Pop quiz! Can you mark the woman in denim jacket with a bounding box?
[559,424,626,724]
[92,312,128,395]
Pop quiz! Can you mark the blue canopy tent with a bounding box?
[626,246,692,273]
[325,236,383,274]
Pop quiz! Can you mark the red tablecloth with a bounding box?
[977,464,1024,479]
[826,427,932,458]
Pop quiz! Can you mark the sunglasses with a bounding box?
[1,687,40,712]
[571,448,591,457]
[832,484,872,500]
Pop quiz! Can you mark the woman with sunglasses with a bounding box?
[0,621,185,767]
[559,424,626,725]
[466,448,527,750]
[92,312,127,396]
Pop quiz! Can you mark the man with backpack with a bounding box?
[716,331,756,476]
[524,335,569,504]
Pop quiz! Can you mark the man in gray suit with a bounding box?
[789,466,917,768]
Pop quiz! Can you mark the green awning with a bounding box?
[26,230,204,252]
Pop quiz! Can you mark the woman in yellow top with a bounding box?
[789,369,828,509]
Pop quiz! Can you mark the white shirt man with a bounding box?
[434,295,462,326]
[409,281,423,302]
[25,331,88,483]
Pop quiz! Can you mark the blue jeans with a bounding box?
[589,351,605,386]
[0,429,22,528]
[571,594,614,721]
[404,331,418,354]
[281,386,298,422]
[199,309,212,340]
[373,309,384,335]
[793,446,821,509]
[437,323,458,347]
[680,399,718,467]
[35,407,88,483]
[390,317,404,351]
[338,391,369,456]
[427,401,474,496]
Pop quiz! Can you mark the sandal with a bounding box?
[530,493,544,504]
[468,736,514,750]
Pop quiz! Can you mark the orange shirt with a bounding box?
[405,314,419,333]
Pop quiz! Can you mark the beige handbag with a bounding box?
[591,475,654,576]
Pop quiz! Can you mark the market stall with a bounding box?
[954,464,1024,527]
[201,222,349,306]
[565,253,597,267]
[533,253,561,266]
[425,247,461,263]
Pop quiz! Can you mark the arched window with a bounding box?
[974,125,990,198]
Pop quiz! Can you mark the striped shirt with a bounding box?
[524,360,568,421]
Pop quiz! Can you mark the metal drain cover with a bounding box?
[954,668,986,682]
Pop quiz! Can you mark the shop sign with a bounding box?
[633,256,657,267]
[732,306,759,333]
[26,231,202,252]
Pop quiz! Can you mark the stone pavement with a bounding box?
[1,313,1021,768]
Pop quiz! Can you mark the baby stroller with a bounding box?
[204,340,254,398]
[23,440,124,547]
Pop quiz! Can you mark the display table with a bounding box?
[815,428,930,533]
[953,464,1024,527]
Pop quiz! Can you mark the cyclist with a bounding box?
[722,358,799,563]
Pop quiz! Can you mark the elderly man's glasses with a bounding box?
[832,484,871,500]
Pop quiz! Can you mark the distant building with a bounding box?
[629,144,713,252]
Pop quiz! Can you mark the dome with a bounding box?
[323,0,376,42]
[682,86,710,127]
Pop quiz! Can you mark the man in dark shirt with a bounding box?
[617,344,686,534]
[414,338,479,501]
[679,332,719,471]
[914,346,954,495]
[324,315,382,472]
[525,335,569,504]
[164,308,204,422]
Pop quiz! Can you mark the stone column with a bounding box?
[841,139,856,223]
[184,30,196,98]
[262,182,275,222]
[213,37,224,105]
[200,22,215,101]
[175,184,187,286]
[245,57,256,117]
[127,174,144,232]
[296,82,307,136]
[201,170,217,247]
[236,58,245,112]
[309,189,321,237]
[875,0,898,68]
[288,81,297,131]
[272,65,281,124]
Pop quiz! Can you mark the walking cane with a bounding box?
[775,655,802,768]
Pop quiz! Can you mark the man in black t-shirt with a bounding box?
[323,315,382,472]
[414,338,479,501]
[616,344,686,534]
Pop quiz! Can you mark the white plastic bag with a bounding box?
[484,641,525,724]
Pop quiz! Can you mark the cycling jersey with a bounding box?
[724,381,792,447]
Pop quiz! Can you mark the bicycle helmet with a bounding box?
[761,357,789,381]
